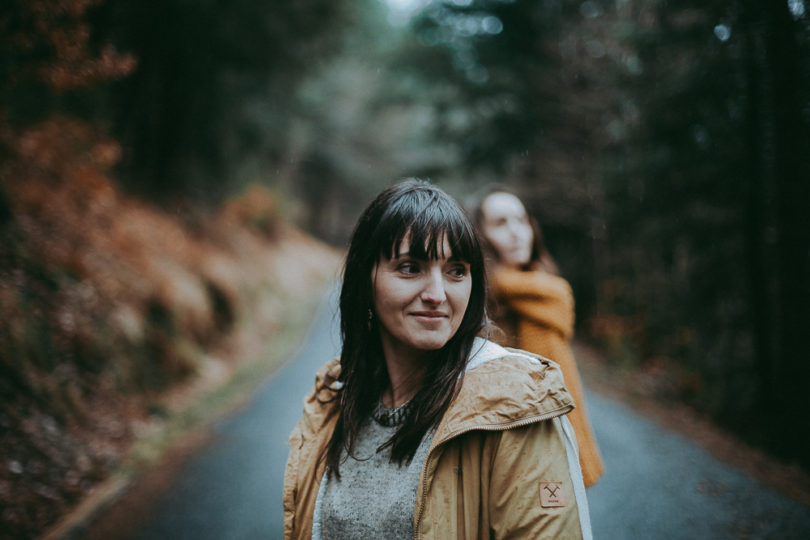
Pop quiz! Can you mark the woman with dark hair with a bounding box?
[284,179,591,539]
[473,186,604,488]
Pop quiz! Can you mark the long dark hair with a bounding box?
[324,179,487,477]
[471,185,559,275]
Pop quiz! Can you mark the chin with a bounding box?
[411,335,453,351]
[414,341,448,351]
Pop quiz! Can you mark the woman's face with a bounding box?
[479,192,534,268]
[372,233,472,361]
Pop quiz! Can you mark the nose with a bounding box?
[421,267,447,304]
[506,218,521,238]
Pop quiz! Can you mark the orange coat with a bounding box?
[489,268,604,486]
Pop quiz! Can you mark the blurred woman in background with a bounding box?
[284,179,591,539]
[473,186,604,487]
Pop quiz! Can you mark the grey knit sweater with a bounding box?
[311,404,435,540]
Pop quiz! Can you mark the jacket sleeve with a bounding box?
[283,419,303,539]
[487,417,591,539]
[282,358,342,540]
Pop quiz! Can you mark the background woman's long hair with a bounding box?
[324,179,487,477]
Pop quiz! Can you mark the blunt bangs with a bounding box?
[374,187,479,265]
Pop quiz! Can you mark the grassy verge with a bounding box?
[40,286,328,540]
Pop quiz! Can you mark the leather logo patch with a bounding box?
[539,481,566,508]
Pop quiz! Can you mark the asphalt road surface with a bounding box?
[89,286,810,539]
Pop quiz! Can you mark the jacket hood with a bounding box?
[296,338,574,444]
[432,338,574,445]
[296,358,342,440]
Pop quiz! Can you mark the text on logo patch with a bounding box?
[539,481,566,508]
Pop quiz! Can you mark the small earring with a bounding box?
[367,308,373,330]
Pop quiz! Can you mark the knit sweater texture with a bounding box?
[312,411,435,539]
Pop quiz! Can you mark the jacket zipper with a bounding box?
[412,403,574,539]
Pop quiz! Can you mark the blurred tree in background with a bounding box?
[0,0,137,124]
[595,0,809,466]
[0,1,355,535]
[91,0,355,201]
[394,0,810,466]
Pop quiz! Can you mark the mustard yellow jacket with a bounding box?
[283,339,592,539]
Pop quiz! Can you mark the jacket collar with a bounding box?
[466,336,534,371]
[299,339,574,444]
[432,338,574,446]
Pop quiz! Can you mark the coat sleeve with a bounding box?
[487,417,591,540]
[283,419,303,539]
[282,358,342,540]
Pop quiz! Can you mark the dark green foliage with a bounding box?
[1,0,356,202]
[90,0,353,201]
[399,0,569,173]
[604,0,810,464]
[402,0,810,466]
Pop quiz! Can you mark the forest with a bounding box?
[2,0,809,536]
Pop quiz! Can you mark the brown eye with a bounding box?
[448,264,469,278]
[398,261,420,274]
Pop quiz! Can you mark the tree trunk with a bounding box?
[763,0,810,464]
[740,0,773,414]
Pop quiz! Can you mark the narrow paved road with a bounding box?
[87,286,810,539]
[115,286,343,540]
[587,393,810,538]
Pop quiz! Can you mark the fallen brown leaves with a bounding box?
[0,117,341,538]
